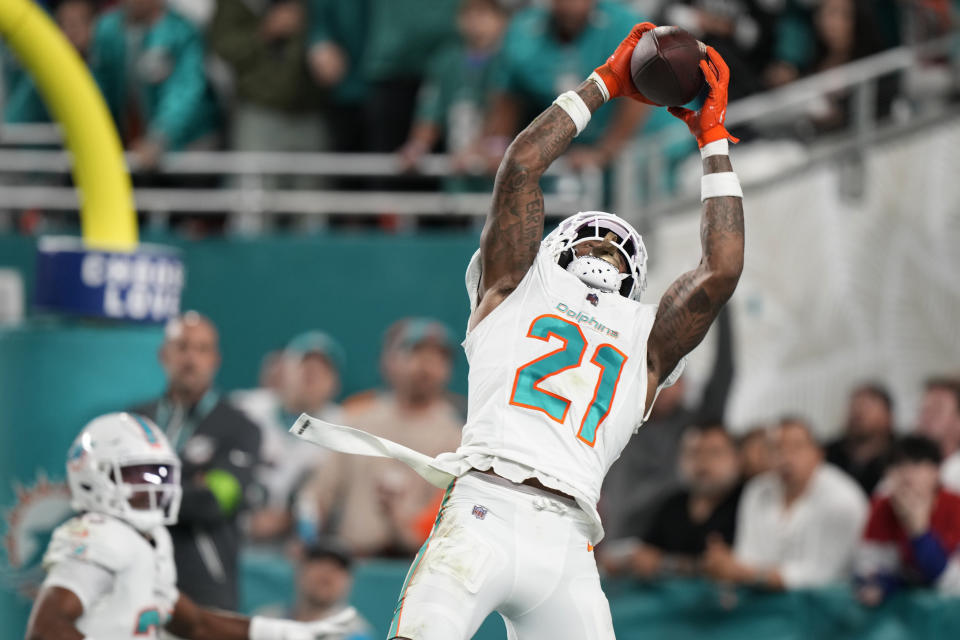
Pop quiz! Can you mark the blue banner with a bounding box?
[34,236,183,323]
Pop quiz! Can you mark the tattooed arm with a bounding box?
[646,155,744,395]
[644,45,743,412]
[470,79,606,328]
[469,23,658,328]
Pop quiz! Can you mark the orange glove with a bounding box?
[592,22,659,104]
[668,46,739,147]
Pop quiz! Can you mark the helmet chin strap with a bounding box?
[566,255,627,293]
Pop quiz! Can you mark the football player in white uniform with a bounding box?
[291,22,744,640]
[25,412,353,640]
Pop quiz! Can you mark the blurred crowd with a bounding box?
[135,308,960,623]
[2,0,957,231]
[133,311,463,628]
[597,376,960,605]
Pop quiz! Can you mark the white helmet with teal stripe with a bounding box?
[66,412,182,532]
[542,211,648,301]
[464,211,648,314]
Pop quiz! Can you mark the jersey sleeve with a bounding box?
[41,556,115,612]
[43,514,136,575]
[518,250,572,294]
[464,248,557,318]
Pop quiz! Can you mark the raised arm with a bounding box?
[647,47,744,389]
[472,23,658,327]
[167,592,355,640]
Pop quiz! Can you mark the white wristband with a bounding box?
[587,71,610,103]
[249,616,295,640]
[700,139,729,159]
[552,90,591,136]
[701,172,742,201]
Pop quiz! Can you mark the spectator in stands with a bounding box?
[856,435,960,605]
[469,0,649,173]
[901,0,955,43]
[257,349,287,404]
[601,378,689,541]
[361,0,460,155]
[766,0,869,88]
[602,309,734,541]
[808,0,889,130]
[602,424,743,579]
[767,0,896,132]
[235,332,345,542]
[397,0,508,192]
[916,377,960,492]
[301,318,462,557]
[132,311,262,610]
[826,383,896,495]
[704,417,868,589]
[232,349,286,415]
[307,0,369,155]
[167,0,215,27]
[88,0,220,169]
[208,0,326,185]
[4,0,98,124]
[738,425,773,481]
[293,541,375,639]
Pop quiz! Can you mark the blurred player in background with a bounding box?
[25,413,352,640]
[293,21,744,640]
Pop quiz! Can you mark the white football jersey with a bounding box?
[460,250,669,538]
[42,512,178,639]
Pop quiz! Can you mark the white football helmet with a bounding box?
[66,412,182,532]
[542,211,648,300]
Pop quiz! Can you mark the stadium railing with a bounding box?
[0,32,956,233]
[629,31,960,224]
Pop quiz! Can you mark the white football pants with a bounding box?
[387,471,616,640]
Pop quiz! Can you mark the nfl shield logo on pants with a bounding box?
[471,504,488,520]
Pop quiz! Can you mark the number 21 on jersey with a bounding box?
[509,314,627,446]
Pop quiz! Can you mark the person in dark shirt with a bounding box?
[826,383,895,495]
[132,311,261,611]
[601,308,734,541]
[601,423,742,579]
